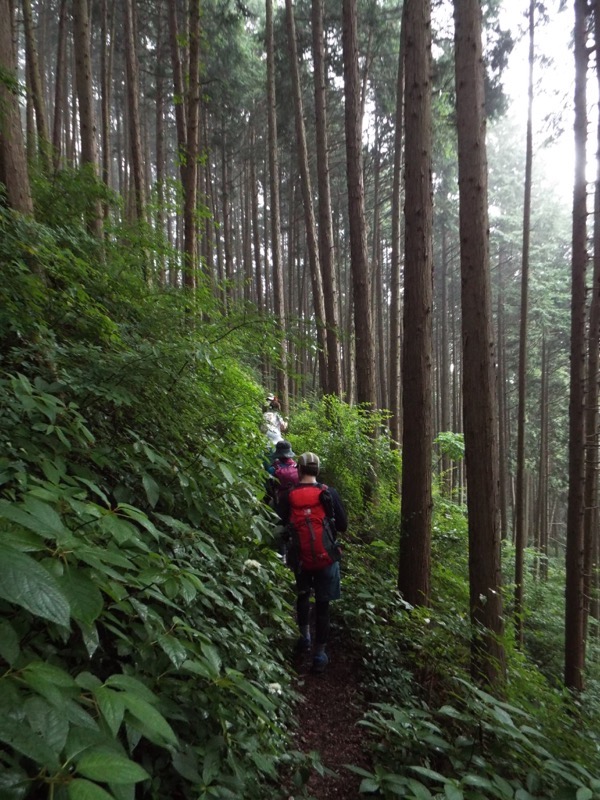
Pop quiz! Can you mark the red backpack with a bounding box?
[286,483,340,571]
[273,458,299,497]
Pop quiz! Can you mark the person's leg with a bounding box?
[311,562,340,672]
[295,571,312,650]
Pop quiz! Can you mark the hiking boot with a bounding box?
[294,635,311,654]
[311,652,329,674]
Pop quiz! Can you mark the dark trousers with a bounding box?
[297,591,330,646]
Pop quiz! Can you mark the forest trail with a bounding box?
[290,626,371,799]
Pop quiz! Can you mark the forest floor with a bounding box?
[288,623,372,800]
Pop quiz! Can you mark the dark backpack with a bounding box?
[273,458,299,498]
[286,483,340,571]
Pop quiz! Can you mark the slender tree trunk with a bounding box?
[0,0,34,215]
[285,0,328,393]
[389,4,407,445]
[312,0,343,397]
[72,0,103,238]
[266,0,289,411]
[564,0,589,692]
[454,0,506,688]
[22,0,50,171]
[52,0,68,171]
[342,0,376,407]
[124,0,146,223]
[514,0,535,649]
[583,0,600,662]
[497,246,509,541]
[182,0,200,287]
[398,0,433,608]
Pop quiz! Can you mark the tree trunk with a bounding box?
[72,0,103,238]
[342,0,376,408]
[0,0,34,215]
[182,0,201,287]
[266,0,289,411]
[22,0,50,171]
[124,0,146,223]
[583,0,600,665]
[398,0,433,608]
[514,0,535,649]
[564,0,589,692]
[52,0,68,171]
[389,4,407,445]
[312,0,343,397]
[454,0,505,688]
[285,0,328,393]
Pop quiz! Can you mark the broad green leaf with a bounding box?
[68,779,117,800]
[200,643,222,678]
[0,544,70,625]
[158,634,188,668]
[121,693,178,746]
[79,622,100,658]
[218,463,235,484]
[104,675,157,703]
[463,775,494,790]
[23,661,78,689]
[77,751,149,784]
[24,696,69,753]
[410,766,448,784]
[444,784,464,800]
[58,570,104,626]
[142,473,160,508]
[359,778,381,793]
[0,716,60,769]
[94,687,125,737]
[22,496,67,535]
[576,790,593,800]
[0,767,30,800]
[99,514,139,545]
[0,619,20,665]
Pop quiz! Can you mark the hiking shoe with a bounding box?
[311,652,329,674]
[294,635,311,654]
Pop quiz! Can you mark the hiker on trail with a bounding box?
[262,394,288,449]
[277,452,348,674]
[266,440,299,508]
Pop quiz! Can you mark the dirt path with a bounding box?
[290,627,371,799]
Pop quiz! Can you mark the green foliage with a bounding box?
[287,395,401,540]
[0,205,304,799]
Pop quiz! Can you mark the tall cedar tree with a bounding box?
[342,0,377,407]
[266,0,289,409]
[0,0,34,215]
[514,0,535,648]
[398,0,434,607]
[564,0,589,691]
[454,0,506,687]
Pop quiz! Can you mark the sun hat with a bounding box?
[297,452,320,472]
[266,393,275,402]
[274,440,295,458]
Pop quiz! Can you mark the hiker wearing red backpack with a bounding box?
[266,440,299,507]
[277,452,348,674]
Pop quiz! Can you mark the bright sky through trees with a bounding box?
[498,1,578,204]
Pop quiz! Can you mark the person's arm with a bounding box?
[277,491,291,524]
[329,488,348,533]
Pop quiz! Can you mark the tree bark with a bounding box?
[72,0,103,237]
[342,0,376,407]
[564,0,589,693]
[389,4,407,445]
[0,0,34,215]
[398,0,433,608]
[454,0,506,687]
[266,0,289,411]
[22,0,50,171]
[124,0,146,223]
[285,0,328,393]
[312,0,343,397]
[514,0,535,649]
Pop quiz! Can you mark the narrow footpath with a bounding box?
[290,627,372,799]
